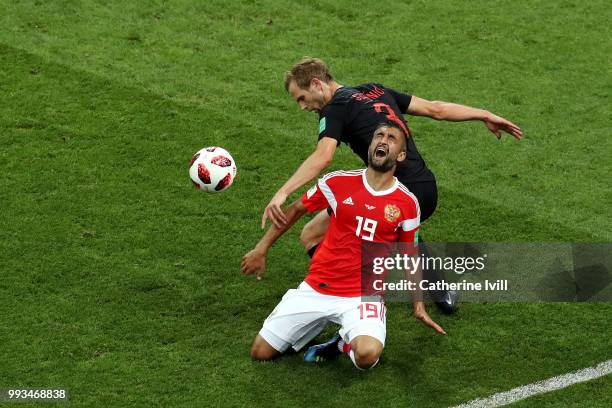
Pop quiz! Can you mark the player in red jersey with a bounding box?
[242,123,445,369]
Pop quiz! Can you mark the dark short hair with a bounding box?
[374,121,407,152]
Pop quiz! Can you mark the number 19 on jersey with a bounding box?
[355,216,377,241]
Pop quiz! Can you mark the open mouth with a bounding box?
[374,145,388,159]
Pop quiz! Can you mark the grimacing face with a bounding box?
[367,126,407,172]
[287,79,327,113]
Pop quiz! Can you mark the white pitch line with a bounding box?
[451,359,612,408]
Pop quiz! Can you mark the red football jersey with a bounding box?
[301,169,420,297]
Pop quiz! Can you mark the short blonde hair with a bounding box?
[284,57,333,91]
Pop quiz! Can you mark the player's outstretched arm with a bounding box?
[261,137,337,229]
[407,96,523,140]
[243,199,308,280]
[407,253,447,335]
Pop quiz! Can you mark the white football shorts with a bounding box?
[259,281,386,352]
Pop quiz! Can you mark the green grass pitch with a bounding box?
[0,1,611,406]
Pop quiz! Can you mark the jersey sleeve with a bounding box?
[398,219,420,246]
[396,194,421,246]
[385,87,413,114]
[318,103,345,145]
[301,182,329,213]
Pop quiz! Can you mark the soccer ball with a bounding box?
[189,147,237,193]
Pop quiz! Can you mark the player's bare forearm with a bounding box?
[255,200,308,253]
[428,101,490,122]
[407,96,522,140]
[277,154,328,196]
[262,138,336,229]
[276,138,337,196]
[404,251,446,335]
[406,252,424,303]
[408,96,488,122]
[244,201,307,278]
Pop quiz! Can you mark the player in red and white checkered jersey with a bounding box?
[242,123,446,370]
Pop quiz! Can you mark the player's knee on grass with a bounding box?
[351,336,383,370]
[250,335,281,361]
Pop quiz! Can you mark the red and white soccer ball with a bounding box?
[189,147,237,193]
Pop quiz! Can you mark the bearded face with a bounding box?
[367,126,406,172]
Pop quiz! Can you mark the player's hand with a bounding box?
[241,248,266,280]
[414,303,447,335]
[261,191,288,229]
[484,113,523,140]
